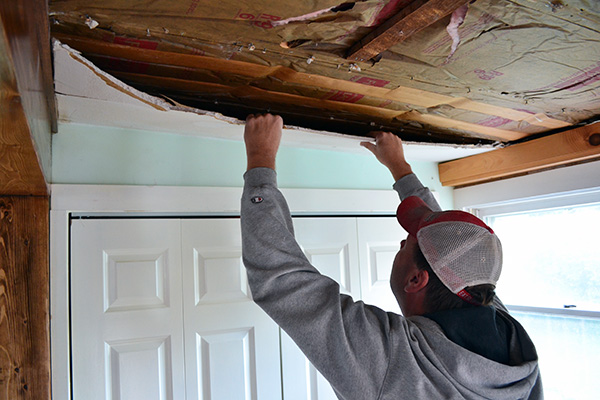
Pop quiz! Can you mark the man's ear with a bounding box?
[404,269,429,293]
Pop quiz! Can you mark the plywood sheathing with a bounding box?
[49,0,600,144]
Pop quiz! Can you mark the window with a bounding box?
[481,201,600,399]
[487,203,600,312]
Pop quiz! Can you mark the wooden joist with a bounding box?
[438,123,600,187]
[346,0,469,61]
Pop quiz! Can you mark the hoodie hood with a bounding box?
[404,310,542,399]
[424,305,528,365]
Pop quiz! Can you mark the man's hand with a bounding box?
[244,113,284,171]
[361,131,413,181]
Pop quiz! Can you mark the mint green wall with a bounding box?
[52,123,454,209]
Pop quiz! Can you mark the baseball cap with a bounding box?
[396,196,502,305]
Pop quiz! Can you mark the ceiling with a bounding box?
[48,0,600,150]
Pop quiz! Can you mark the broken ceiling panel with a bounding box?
[49,0,600,145]
[54,40,496,161]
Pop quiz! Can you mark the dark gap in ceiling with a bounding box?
[122,81,494,146]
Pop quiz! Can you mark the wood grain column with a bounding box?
[0,196,50,400]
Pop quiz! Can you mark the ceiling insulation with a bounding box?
[49,0,600,146]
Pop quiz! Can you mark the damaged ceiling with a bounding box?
[48,0,600,147]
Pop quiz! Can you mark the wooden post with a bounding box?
[0,1,54,399]
[0,196,50,400]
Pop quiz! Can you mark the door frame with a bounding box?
[50,183,398,400]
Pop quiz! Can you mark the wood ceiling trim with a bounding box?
[438,122,600,187]
[347,0,470,61]
[54,34,569,138]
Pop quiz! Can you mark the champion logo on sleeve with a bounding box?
[251,196,264,204]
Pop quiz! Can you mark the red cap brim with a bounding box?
[396,196,434,236]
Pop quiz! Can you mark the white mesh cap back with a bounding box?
[416,221,502,293]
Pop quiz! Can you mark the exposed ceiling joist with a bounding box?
[55,33,568,143]
[438,122,600,187]
[346,0,470,61]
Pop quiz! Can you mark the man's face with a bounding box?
[390,234,421,316]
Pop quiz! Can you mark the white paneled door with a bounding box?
[71,218,282,400]
[71,219,186,400]
[181,219,282,400]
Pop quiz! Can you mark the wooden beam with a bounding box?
[0,0,55,196]
[438,123,600,187]
[0,0,57,133]
[0,196,50,400]
[346,0,469,61]
[0,87,49,196]
[0,0,54,195]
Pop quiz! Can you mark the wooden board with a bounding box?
[0,196,50,400]
[0,91,49,196]
[438,123,600,187]
[0,0,56,133]
[0,0,53,196]
[346,0,470,61]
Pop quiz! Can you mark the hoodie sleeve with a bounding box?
[240,168,391,399]
[392,173,442,212]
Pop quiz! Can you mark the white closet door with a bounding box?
[357,217,406,314]
[280,217,361,400]
[71,219,185,400]
[181,219,282,400]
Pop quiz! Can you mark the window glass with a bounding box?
[512,311,600,400]
[487,203,600,311]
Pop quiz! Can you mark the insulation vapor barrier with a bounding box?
[49,0,600,144]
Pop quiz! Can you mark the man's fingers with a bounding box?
[360,141,376,154]
[366,131,388,139]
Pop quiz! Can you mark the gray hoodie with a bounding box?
[241,168,542,400]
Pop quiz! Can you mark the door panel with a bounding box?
[105,336,173,400]
[71,219,185,400]
[357,217,406,314]
[182,219,282,400]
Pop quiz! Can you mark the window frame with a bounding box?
[468,187,600,319]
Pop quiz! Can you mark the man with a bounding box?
[241,113,542,399]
